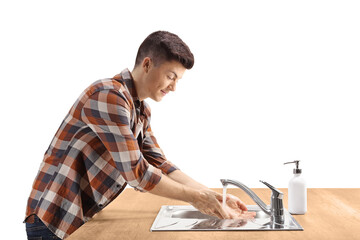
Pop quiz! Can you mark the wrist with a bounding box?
[183,186,200,203]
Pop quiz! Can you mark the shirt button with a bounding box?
[99,204,103,208]
[116,184,121,188]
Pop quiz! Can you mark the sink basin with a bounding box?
[150,205,303,231]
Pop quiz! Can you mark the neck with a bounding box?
[131,67,146,101]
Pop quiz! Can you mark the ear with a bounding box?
[142,57,152,73]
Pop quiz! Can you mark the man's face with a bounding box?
[144,60,186,102]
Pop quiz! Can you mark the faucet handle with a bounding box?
[260,180,283,198]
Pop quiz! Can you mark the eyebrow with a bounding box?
[170,71,178,79]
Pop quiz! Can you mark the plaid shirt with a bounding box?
[24,69,179,239]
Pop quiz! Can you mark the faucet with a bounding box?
[220,179,284,224]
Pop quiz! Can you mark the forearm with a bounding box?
[167,169,209,191]
[148,173,200,203]
[149,171,233,219]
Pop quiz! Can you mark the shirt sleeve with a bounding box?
[81,89,162,192]
[142,125,180,175]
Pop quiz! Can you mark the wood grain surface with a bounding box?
[67,188,360,240]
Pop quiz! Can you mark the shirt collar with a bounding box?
[113,68,142,109]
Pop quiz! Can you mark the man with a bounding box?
[24,31,255,239]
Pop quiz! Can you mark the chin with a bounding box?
[150,96,163,102]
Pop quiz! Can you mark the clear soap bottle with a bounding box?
[284,160,307,214]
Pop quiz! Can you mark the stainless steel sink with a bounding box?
[150,205,303,231]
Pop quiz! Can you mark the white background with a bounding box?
[1,0,359,239]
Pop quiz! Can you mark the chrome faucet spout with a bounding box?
[220,179,271,215]
[220,179,285,224]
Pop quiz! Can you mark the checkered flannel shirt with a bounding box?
[24,69,179,239]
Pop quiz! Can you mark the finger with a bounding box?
[216,204,230,219]
[236,200,248,211]
[229,211,238,219]
[204,210,215,216]
[203,209,213,216]
[215,208,230,220]
[213,210,223,219]
[215,192,225,202]
[242,211,256,219]
[227,199,238,208]
[248,211,256,217]
[226,194,248,211]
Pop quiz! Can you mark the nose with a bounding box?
[169,81,177,92]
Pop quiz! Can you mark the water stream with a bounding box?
[222,184,227,209]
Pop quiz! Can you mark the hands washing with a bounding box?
[189,189,256,220]
[223,193,256,219]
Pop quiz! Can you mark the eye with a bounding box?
[167,75,175,81]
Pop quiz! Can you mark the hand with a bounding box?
[223,194,256,219]
[189,189,230,219]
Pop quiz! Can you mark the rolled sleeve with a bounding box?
[81,89,162,192]
[142,125,180,175]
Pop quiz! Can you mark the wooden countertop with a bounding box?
[67,188,360,240]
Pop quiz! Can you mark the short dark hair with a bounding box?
[134,31,194,69]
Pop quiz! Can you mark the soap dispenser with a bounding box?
[284,160,307,214]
